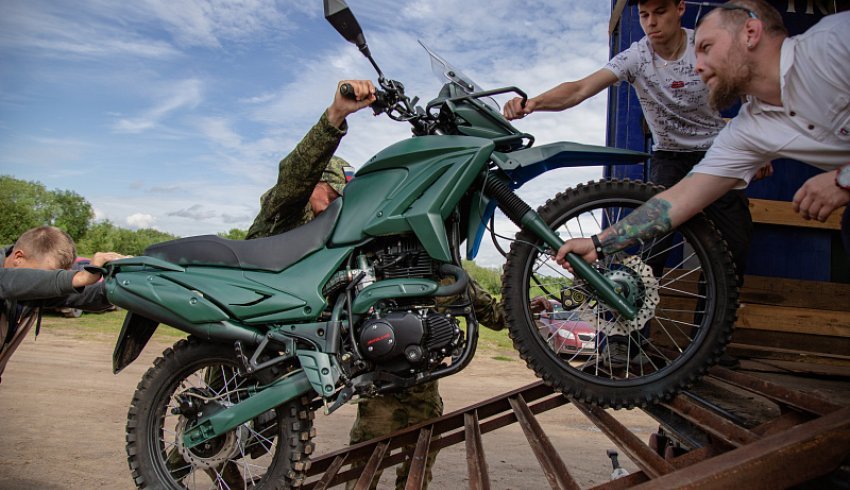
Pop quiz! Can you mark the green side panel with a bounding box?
[351,278,439,314]
[161,268,306,319]
[111,271,228,323]
[450,102,519,139]
[241,246,355,324]
[332,135,494,262]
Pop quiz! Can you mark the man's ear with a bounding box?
[745,18,763,48]
[8,249,25,267]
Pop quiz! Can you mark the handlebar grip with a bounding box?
[339,83,356,100]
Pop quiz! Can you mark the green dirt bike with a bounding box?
[101,1,738,487]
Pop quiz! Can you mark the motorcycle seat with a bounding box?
[145,199,342,272]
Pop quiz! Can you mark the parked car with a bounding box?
[538,310,597,355]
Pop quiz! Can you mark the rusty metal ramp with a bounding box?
[302,365,850,489]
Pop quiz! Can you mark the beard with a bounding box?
[708,40,752,111]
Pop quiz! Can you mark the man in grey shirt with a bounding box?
[1,226,124,381]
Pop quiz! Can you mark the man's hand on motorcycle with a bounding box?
[554,238,597,273]
[328,80,376,128]
[73,252,130,288]
[502,97,536,120]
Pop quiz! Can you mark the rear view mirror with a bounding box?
[324,0,370,56]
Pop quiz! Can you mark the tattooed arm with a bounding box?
[555,173,740,270]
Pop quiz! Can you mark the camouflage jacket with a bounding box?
[246,111,348,239]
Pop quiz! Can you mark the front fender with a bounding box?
[494,141,648,188]
[465,142,648,259]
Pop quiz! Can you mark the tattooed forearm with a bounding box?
[598,197,673,255]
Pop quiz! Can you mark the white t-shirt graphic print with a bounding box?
[605,28,725,152]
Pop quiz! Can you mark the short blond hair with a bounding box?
[699,0,788,38]
[13,226,77,270]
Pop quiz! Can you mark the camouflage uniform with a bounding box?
[348,280,505,490]
[246,111,349,239]
[247,109,506,489]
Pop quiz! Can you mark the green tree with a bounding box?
[218,228,247,240]
[0,175,94,243]
[0,176,51,244]
[49,189,94,241]
[77,221,177,256]
[462,260,501,296]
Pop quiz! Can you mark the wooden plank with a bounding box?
[353,441,389,490]
[731,329,850,357]
[736,303,850,338]
[404,427,432,490]
[573,402,676,479]
[311,454,347,490]
[508,394,580,490]
[464,411,490,490]
[739,274,850,312]
[655,293,850,338]
[631,407,850,489]
[749,198,844,230]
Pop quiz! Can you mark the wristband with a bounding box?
[591,235,605,261]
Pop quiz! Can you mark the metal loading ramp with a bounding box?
[302,366,850,489]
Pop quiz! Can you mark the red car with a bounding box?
[538,310,597,355]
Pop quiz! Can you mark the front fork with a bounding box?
[482,174,638,320]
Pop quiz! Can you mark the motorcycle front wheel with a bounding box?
[502,179,738,408]
[125,337,315,489]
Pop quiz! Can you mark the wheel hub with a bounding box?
[174,400,247,470]
[577,255,659,336]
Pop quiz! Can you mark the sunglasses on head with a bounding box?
[696,2,759,26]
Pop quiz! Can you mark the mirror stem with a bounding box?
[362,49,385,80]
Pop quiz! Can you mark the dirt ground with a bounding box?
[0,324,658,489]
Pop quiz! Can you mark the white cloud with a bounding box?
[126,213,157,229]
[0,2,180,60]
[1,0,618,272]
[113,79,203,133]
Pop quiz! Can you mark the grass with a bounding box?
[41,309,185,341]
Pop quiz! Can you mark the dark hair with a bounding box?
[13,226,77,269]
[697,0,788,37]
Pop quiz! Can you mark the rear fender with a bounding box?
[112,312,158,374]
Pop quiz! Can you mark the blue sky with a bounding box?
[0,0,613,267]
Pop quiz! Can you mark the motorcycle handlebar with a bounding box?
[340,82,393,114]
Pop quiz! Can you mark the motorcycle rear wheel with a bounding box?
[502,179,738,408]
[125,337,315,489]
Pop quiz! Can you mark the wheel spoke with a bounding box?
[501,181,737,408]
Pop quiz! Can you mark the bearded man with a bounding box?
[556,0,850,267]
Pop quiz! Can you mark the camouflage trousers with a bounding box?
[347,380,444,490]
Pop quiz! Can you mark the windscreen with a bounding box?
[419,41,499,111]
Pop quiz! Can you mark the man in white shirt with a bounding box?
[556,1,850,268]
[504,0,754,282]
